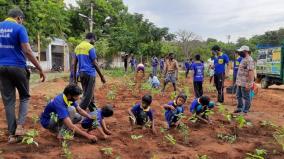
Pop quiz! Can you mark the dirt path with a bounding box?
[0,73,284,159]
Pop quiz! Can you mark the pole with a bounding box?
[90,3,93,32]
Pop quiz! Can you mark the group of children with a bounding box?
[40,83,215,142]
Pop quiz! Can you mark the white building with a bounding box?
[28,38,70,72]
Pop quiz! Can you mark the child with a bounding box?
[148,73,160,88]
[191,54,204,98]
[128,95,156,133]
[189,96,215,124]
[40,84,97,142]
[135,63,145,92]
[81,105,113,140]
[164,93,187,128]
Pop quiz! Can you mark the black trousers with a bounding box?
[214,73,225,103]
[193,81,203,98]
[79,72,96,111]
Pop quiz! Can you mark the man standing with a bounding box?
[234,46,254,114]
[123,54,129,72]
[233,51,243,85]
[159,57,165,74]
[191,54,204,98]
[129,55,137,72]
[152,56,159,76]
[211,45,229,105]
[161,53,179,95]
[73,33,106,112]
[0,8,45,143]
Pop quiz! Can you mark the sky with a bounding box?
[65,0,284,42]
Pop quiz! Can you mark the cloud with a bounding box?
[123,0,284,42]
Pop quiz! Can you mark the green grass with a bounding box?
[30,72,69,85]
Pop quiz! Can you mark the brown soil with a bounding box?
[0,74,284,159]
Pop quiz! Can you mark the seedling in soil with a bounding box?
[170,92,176,100]
[217,133,237,144]
[160,127,166,133]
[218,105,226,114]
[235,115,247,129]
[273,127,284,151]
[131,135,143,140]
[31,114,39,126]
[101,147,113,155]
[107,90,117,100]
[164,134,176,145]
[141,83,152,90]
[196,154,209,159]
[22,129,39,147]
[203,109,214,117]
[178,122,190,144]
[260,120,278,129]
[245,149,267,159]
[188,114,198,123]
[61,130,74,159]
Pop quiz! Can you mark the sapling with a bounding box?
[273,127,284,151]
[217,133,237,144]
[31,114,39,128]
[196,154,209,159]
[164,134,176,145]
[170,92,176,100]
[131,134,143,140]
[178,122,190,144]
[61,129,74,159]
[245,149,267,159]
[260,120,278,129]
[235,115,247,129]
[101,147,113,156]
[188,114,198,123]
[22,129,39,147]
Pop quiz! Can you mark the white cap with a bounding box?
[237,45,250,52]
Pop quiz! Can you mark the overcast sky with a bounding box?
[66,0,284,42]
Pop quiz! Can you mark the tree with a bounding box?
[176,29,200,58]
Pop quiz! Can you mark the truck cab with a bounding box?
[256,45,284,88]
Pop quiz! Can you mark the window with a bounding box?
[40,51,47,61]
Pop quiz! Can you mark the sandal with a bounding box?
[8,135,21,144]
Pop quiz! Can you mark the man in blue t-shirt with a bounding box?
[129,55,137,72]
[211,45,229,104]
[0,8,46,143]
[184,59,190,78]
[73,33,106,112]
[152,56,159,76]
[40,84,97,142]
[191,54,204,98]
[159,57,165,74]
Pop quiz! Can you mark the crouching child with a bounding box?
[40,84,97,142]
[128,95,156,134]
[164,93,187,128]
[189,96,215,124]
[81,105,113,140]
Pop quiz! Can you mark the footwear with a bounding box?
[15,125,25,136]
[233,110,242,114]
[8,135,21,144]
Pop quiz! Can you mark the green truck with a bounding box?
[256,45,284,88]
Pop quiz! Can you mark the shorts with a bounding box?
[165,72,176,84]
[209,69,214,77]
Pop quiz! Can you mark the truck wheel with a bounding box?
[261,78,269,89]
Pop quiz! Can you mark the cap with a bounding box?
[237,45,250,52]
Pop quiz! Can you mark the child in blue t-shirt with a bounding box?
[81,105,113,140]
[189,96,215,124]
[128,95,156,134]
[40,84,97,142]
[164,94,187,128]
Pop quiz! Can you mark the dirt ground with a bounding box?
[0,72,284,159]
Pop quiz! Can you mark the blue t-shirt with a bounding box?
[192,62,204,82]
[131,103,153,121]
[189,98,200,113]
[160,59,164,68]
[75,41,97,76]
[164,101,184,126]
[233,56,243,76]
[0,19,29,68]
[184,61,190,70]
[152,58,158,67]
[40,94,78,128]
[81,109,103,129]
[130,58,136,66]
[213,53,229,74]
